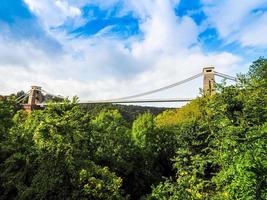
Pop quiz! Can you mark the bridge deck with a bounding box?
[33,98,194,106]
[80,98,194,104]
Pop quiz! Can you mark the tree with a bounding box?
[148,58,267,199]
[1,58,266,200]
[0,102,124,199]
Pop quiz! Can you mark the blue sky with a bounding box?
[0,0,266,104]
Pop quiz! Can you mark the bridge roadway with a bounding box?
[35,98,194,106]
[82,98,194,104]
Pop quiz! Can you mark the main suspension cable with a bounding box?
[90,72,203,102]
[17,93,29,103]
[15,90,31,102]
[214,71,237,81]
[31,71,237,104]
[36,89,65,99]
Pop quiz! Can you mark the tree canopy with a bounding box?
[0,58,266,199]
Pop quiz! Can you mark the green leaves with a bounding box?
[132,113,154,148]
[78,165,123,200]
[148,58,267,200]
[0,58,266,199]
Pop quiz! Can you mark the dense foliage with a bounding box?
[81,104,168,124]
[0,58,266,199]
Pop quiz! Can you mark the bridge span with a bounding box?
[16,67,236,111]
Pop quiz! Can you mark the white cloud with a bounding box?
[0,0,245,107]
[240,12,267,47]
[131,0,199,57]
[0,37,241,106]
[24,0,82,28]
[202,0,267,47]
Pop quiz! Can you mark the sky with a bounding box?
[0,0,266,106]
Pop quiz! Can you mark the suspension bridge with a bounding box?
[16,67,237,111]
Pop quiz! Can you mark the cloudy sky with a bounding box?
[0,0,266,106]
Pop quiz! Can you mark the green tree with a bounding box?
[0,102,124,200]
[148,58,267,199]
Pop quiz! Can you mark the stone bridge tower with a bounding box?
[23,86,43,112]
[203,67,215,95]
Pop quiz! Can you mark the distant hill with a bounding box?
[14,90,172,123]
[80,103,172,124]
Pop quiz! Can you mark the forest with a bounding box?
[0,58,266,200]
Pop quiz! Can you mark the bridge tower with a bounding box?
[203,67,215,95]
[23,86,43,112]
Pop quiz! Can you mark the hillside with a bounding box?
[81,103,170,124]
